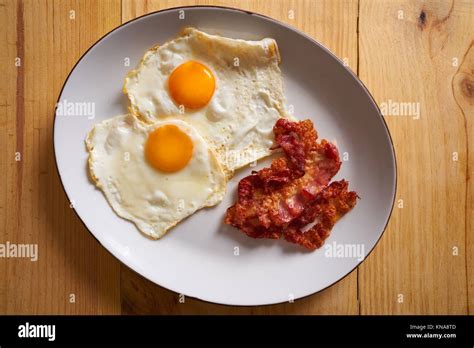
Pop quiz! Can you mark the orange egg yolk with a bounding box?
[168,61,215,109]
[145,125,193,173]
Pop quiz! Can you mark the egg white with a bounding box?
[86,114,227,239]
[124,27,295,176]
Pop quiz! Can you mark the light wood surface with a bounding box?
[358,0,473,315]
[0,0,472,314]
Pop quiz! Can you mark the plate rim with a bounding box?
[53,4,397,307]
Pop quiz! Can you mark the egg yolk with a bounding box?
[145,125,193,173]
[168,61,215,109]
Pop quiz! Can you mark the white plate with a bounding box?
[54,6,396,306]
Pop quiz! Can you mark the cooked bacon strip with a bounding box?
[225,118,358,250]
[284,180,358,249]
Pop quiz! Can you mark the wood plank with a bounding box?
[0,0,15,312]
[120,0,359,314]
[0,0,122,314]
[453,40,473,314]
[358,0,473,314]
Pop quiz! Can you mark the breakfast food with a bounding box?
[86,27,357,245]
[86,114,226,239]
[224,119,358,250]
[124,27,293,175]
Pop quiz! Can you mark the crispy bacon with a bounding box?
[224,119,358,250]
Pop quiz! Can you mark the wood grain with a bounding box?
[453,39,473,314]
[0,0,122,314]
[358,0,473,314]
[0,0,471,315]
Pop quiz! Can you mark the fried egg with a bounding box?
[86,114,227,239]
[124,27,294,176]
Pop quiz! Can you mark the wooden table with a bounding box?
[0,0,472,315]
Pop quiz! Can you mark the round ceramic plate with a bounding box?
[54,6,396,306]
